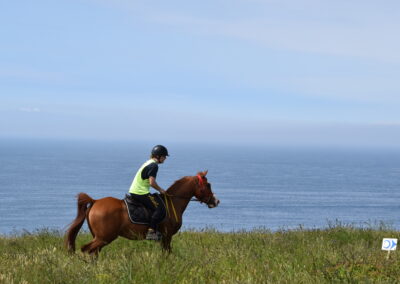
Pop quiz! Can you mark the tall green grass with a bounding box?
[1,224,399,283]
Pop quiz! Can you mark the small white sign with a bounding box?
[382,238,397,251]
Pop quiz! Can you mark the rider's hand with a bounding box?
[159,189,166,195]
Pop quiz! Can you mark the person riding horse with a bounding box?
[128,145,168,241]
[66,170,219,254]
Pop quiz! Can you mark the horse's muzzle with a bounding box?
[207,194,220,208]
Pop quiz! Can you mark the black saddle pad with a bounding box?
[123,194,165,225]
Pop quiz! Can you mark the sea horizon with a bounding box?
[1,137,399,235]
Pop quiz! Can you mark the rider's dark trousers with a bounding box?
[130,193,165,230]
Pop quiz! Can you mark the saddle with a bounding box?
[123,194,166,225]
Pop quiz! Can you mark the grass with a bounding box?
[0,224,399,283]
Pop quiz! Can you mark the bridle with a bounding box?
[163,175,214,203]
[162,174,215,223]
[195,174,213,204]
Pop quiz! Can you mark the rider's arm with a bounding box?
[149,176,166,194]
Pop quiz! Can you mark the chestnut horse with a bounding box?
[65,171,219,255]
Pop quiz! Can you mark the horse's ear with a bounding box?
[197,170,208,177]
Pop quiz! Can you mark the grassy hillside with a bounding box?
[0,225,399,283]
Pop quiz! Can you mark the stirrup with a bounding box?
[146,230,162,241]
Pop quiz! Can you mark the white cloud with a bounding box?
[113,0,400,63]
[158,17,399,63]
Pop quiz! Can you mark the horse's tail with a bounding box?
[65,193,95,252]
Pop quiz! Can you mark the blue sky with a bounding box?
[1,0,400,147]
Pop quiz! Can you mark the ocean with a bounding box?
[1,138,399,235]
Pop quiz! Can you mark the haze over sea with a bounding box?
[1,138,399,235]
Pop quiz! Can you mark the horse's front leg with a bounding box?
[161,234,172,253]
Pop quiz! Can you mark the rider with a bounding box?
[129,145,168,241]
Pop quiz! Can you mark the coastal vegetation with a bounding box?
[0,224,399,283]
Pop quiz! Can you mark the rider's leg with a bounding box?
[130,193,161,240]
[148,195,166,230]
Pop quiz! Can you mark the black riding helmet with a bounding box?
[151,145,169,157]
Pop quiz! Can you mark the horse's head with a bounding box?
[194,171,220,208]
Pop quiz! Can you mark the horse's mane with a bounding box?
[166,176,192,194]
[166,171,206,194]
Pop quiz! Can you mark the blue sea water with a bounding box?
[0,138,399,235]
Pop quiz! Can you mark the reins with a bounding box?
[162,174,213,222]
[163,175,208,202]
[163,194,179,223]
[165,193,200,202]
[163,175,216,223]
[162,193,200,222]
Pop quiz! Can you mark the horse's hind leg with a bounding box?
[81,237,111,256]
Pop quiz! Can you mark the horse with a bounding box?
[65,170,219,255]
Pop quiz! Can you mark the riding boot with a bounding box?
[146,228,162,241]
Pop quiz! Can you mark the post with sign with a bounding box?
[382,238,397,259]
